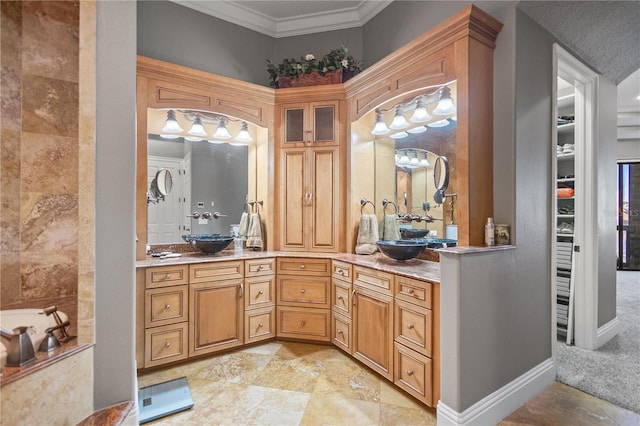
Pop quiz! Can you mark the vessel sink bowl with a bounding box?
[400,229,428,239]
[376,240,427,261]
[183,234,233,254]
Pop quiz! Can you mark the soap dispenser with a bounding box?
[485,217,495,246]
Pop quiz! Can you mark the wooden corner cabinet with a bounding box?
[282,100,340,146]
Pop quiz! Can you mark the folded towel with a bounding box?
[380,214,401,241]
[246,212,263,250]
[238,212,249,238]
[355,214,379,254]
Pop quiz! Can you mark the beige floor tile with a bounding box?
[300,393,380,426]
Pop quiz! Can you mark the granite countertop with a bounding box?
[136,250,441,283]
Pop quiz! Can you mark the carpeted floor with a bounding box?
[556,270,640,414]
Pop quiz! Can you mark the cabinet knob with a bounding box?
[258,323,263,328]
[164,342,171,348]
[258,265,265,270]
[300,264,305,269]
[300,289,305,294]
[164,304,171,310]
[300,321,306,327]
[258,290,264,295]
[338,270,344,275]
[406,370,414,376]
[407,324,414,329]
[165,273,171,280]
[408,288,415,295]
[337,295,344,300]
[337,330,343,334]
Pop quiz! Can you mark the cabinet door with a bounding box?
[282,101,338,146]
[189,279,244,356]
[283,103,307,145]
[280,148,308,249]
[310,101,338,145]
[352,286,394,380]
[309,146,339,251]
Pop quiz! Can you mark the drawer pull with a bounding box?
[164,304,171,310]
[352,289,356,306]
[408,288,415,295]
[407,324,414,329]
[258,265,265,270]
[406,370,414,376]
[338,269,344,275]
[300,289,305,294]
[164,273,171,280]
[337,329,343,334]
[164,342,171,348]
[300,265,305,269]
[240,282,244,298]
[337,295,344,300]
[258,323,263,328]
[258,290,264,295]
[300,321,306,327]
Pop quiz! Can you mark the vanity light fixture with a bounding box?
[390,131,408,139]
[398,151,411,165]
[389,106,410,129]
[409,152,420,166]
[432,86,456,115]
[410,99,432,122]
[427,119,450,128]
[419,152,430,167]
[162,110,183,133]
[184,136,203,142]
[188,115,207,137]
[159,133,181,139]
[235,121,253,143]
[395,148,432,169]
[212,119,232,139]
[407,126,427,134]
[371,110,390,135]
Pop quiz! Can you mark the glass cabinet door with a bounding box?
[284,105,305,144]
[313,104,335,142]
[283,101,339,145]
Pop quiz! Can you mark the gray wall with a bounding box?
[95,0,137,409]
[137,0,274,85]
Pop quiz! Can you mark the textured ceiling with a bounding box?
[518,1,640,85]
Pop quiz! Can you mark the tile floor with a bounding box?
[138,341,639,425]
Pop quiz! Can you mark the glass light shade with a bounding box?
[419,153,430,167]
[212,120,232,139]
[398,153,410,165]
[371,112,390,135]
[407,126,427,134]
[389,108,409,129]
[409,155,420,166]
[235,122,253,142]
[432,87,456,115]
[427,119,450,128]
[162,110,183,133]
[184,136,203,142]
[410,100,432,122]
[390,131,408,139]
[207,139,225,144]
[160,134,181,139]
[450,116,457,121]
[188,116,207,137]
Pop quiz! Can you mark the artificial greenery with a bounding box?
[266,46,363,87]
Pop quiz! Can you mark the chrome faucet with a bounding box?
[0,326,36,367]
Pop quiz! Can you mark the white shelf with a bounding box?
[557,93,575,109]
[557,152,574,160]
[557,177,575,183]
[557,214,574,219]
[557,122,575,134]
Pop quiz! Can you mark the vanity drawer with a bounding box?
[189,261,244,283]
[394,342,433,406]
[145,285,188,328]
[245,275,276,309]
[353,266,394,295]
[277,258,331,276]
[394,299,432,357]
[245,306,275,343]
[332,260,353,282]
[245,258,276,277]
[277,275,330,307]
[395,276,433,309]
[331,278,352,317]
[332,312,352,354]
[144,322,188,368]
[276,306,330,342]
[145,265,188,289]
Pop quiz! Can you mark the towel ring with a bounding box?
[360,198,376,214]
[382,199,398,214]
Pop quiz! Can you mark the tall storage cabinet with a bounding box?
[275,86,346,253]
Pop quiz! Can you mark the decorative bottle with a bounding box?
[485,217,495,246]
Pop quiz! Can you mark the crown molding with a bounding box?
[170,0,393,38]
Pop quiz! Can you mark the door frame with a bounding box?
[552,44,599,350]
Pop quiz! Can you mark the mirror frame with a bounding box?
[136,55,274,260]
[433,156,449,191]
[154,168,172,198]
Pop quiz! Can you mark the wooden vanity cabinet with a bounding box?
[276,258,331,341]
[331,260,353,354]
[352,266,395,380]
[244,258,276,343]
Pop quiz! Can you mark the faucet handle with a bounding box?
[213,212,227,219]
[187,212,201,219]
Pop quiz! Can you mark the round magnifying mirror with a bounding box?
[433,156,450,191]
[155,168,173,197]
[433,189,445,205]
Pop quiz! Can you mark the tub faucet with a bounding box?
[0,326,36,367]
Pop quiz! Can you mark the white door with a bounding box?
[148,157,182,244]
[181,152,192,234]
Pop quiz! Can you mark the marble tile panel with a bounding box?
[239,341,283,355]
[379,401,436,426]
[76,269,94,343]
[20,192,78,251]
[274,340,348,363]
[0,252,21,306]
[300,392,381,426]
[22,1,79,27]
[0,130,21,254]
[1,1,22,75]
[312,359,382,403]
[1,66,22,132]
[20,250,77,299]
[22,6,79,82]
[195,351,272,384]
[21,132,79,193]
[379,379,426,410]
[250,354,322,393]
[21,74,78,137]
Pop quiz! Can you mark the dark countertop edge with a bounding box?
[1,342,94,387]
[136,251,441,283]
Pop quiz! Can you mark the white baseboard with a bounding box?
[596,317,619,348]
[437,358,555,426]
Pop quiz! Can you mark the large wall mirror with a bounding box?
[351,81,458,240]
[146,108,264,245]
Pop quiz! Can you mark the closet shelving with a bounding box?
[556,78,575,342]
